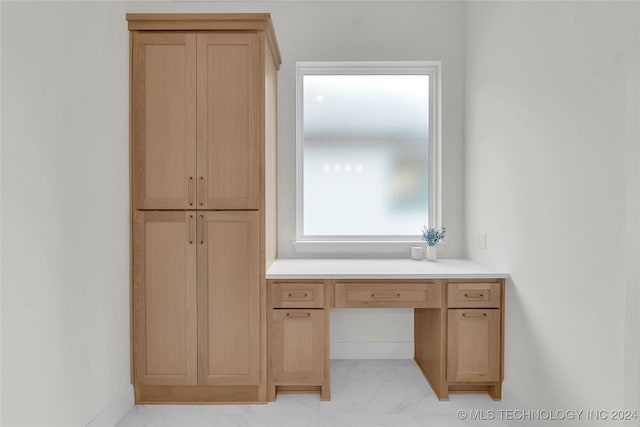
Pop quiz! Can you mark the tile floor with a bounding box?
[116,360,531,427]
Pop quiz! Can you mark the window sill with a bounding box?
[292,240,447,257]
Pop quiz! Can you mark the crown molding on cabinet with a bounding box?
[126,13,282,67]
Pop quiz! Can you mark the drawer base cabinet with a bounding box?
[445,282,503,400]
[267,279,505,401]
[268,282,330,401]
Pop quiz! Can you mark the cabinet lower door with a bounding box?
[197,211,260,385]
[133,211,198,385]
[271,309,325,384]
[447,309,500,383]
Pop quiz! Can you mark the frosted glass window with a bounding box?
[302,73,430,237]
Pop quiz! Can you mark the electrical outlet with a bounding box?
[476,233,487,249]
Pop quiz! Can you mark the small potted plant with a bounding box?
[422,226,446,261]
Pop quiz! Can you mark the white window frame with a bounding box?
[294,61,442,255]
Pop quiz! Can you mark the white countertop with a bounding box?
[266,258,509,280]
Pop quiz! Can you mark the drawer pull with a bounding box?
[462,312,487,318]
[464,292,485,299]
[370,293,401,299]
[199,176,204,206]
[288,292,309,299]
[286,312,311,318]
[199,215,204,244]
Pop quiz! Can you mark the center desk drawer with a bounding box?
[271,282,325,308]
[334,282,441,308]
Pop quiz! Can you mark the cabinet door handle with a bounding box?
[286,312,311,318]
[188,214,194,244]
[287,292,309,299]
[370,292,401,298]
[199,215,204,245]
[462,312,488,318]
[188,177,194,206]
[199,176,204,206]
[463,292,485,299]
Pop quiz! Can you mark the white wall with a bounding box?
[465,1,638,421]
[1,2,131,426]
[0,1,3,423]
[624,3,640,413]
[121,3,468,261]
[0,2,466,425]
[125,0,468,359]
[260,0,466,357]
[268,1,467,259]
[3,1,638,425]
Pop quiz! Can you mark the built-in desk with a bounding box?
[266,259,508,402]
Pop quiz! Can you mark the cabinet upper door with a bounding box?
[197,211,260,385]
[197,33,260,210]
[132,32,197,210]
[133,211,198,385]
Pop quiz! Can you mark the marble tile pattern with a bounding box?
[117,360,537,427]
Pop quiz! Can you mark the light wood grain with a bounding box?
[322,282,331,401]
[126,13,282,68]
[499,279,505,382]
[264,37,278,269]
[132,32,196,210]
[447,309,501,383]
[257,32,270,403]
[414,281,447,399]
[135,384,261,404]
[271,309,325,385]
[271,282,325,308]
[197,33,259,209]
[130,13,281,404]
[448,383,501,398]
[267,281,330,401]
[198,212,260,386]
[495,278,505,400]
[334,281,441,308]
[133,211,197,386]
[127,14,282,67]
[265,279,505,401]
[415,308,448,399]
[129,31,135,385]
[448,282,501,308]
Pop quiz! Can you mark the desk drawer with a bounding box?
[334,282,441,308]
[448,282,501,308]
[271,282,325,308]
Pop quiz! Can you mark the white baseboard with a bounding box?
[86,384,134,427]
[330,342,414,359]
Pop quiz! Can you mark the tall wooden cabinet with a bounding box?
[128,14,281,403]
